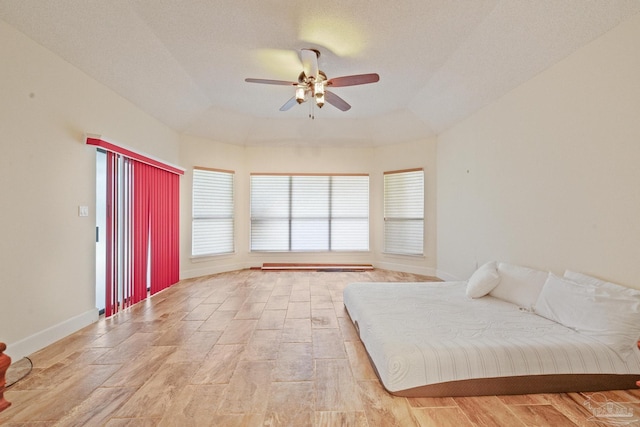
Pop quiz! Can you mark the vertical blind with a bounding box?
[88,136,183,317]
[250,174,369,252]
[192,167,234,256]
[384,168,424,255]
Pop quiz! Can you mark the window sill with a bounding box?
[381,252,425,259]
[248,250,371,254]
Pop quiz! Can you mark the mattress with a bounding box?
[343,281,640,395]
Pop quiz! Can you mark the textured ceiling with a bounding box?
[1,0,639,146]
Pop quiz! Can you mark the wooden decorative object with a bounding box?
[261,263,374,271]
[0,342,11,412]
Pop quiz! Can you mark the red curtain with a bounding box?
[98,139,182,317]
[105,151,117,317]
[136,161,180,296]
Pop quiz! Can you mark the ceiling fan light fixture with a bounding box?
[245,48,379,115]
[313,79,325,108]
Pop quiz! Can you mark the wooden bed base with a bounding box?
[387,372,640,398]
[0,342,11,412]
[346,307,640,397]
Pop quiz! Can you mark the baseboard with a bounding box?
[5,308,99,360]
[373,261,439,278]
[436,269,462,282]
[181,261,447,281]
[180,261,250,280]
[261,263,374,271]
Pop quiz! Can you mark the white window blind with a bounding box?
[384,168,424,255]
[250,174,369,252]
[192,167,234,256]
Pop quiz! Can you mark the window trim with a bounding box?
[191,166,235,257]
[383,167,425,256]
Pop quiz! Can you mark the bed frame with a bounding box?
[347,312,640,397]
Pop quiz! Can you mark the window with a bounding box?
[384,168,424,255]
[192,167,234,256]
[250,174,369,252]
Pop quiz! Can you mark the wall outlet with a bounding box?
[78,206,89,217]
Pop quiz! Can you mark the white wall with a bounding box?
[179,136,438,279]
[0,21,180,359]
[437,14,640,288]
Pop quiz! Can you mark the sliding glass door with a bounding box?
[92,138,182,317]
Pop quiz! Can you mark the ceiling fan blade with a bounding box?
[279,96,299,111]
[327,73,380,87]
[325,90,351,111]
[300,48,319,79]
[245,78,297,86]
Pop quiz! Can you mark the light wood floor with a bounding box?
[2,269,639,426]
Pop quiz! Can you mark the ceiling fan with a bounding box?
[245,48,379,117]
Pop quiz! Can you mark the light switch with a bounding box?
[79,206,89,217]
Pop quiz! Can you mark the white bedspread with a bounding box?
[343,281,640,393]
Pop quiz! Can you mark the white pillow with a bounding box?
[564,270,606,287]
[564,270,639,296]
[489,262,548,309]
[535,273,640,359]
[564,270,640,304]
[466,261,500,298]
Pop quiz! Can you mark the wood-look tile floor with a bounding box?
[2,269,639,426]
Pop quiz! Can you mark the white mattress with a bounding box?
[343,281,640,393]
